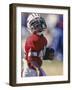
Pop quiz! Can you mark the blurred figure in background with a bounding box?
[43,14,63,61]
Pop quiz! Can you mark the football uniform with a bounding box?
[22,13,47,77]
[24,33,47,76]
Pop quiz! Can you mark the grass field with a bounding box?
[41,60,63,76]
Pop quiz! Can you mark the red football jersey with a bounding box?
[24,33,47,68]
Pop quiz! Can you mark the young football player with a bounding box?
[23,13,47,77]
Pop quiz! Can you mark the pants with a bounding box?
[24,67,46,77]
[22,58,46,77]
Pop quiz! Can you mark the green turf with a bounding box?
[41,60,63,76]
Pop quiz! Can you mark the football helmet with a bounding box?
[27,13,47,33]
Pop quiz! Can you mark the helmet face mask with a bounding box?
[30,18,42,32]
[27,14,47,33]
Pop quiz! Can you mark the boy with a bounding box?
[23,13,47,77]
